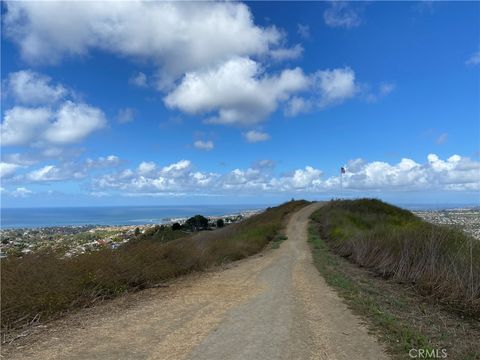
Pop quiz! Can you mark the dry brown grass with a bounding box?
[1,200,308,331]
[311,199,480,317]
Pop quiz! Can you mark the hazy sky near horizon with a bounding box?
[1,1,479,207]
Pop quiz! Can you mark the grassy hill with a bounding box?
[309,199,480,359]
[1,200,308,331]
[311,199,479,315]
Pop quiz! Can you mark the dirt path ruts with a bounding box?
[6,203,388,360]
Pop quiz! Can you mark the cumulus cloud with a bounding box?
[165,57,310,125]
[338,154,480,191]
[244,130,271,143]
[284,67,360,115]
[92,159,218,194]
[1,106,52,146]
[1,70,107,148]
[5,70,67,104]
[137,161,156,175]
[3,1,293,87]
[194,140,214,151]
[324,2,362,28]
[0,162,21,179]
[42,101,106,144]
[313,67,357,107]
[1,102,105,147]
[3,2,373,126]
[87,154,479,196]
[466,51,480,66]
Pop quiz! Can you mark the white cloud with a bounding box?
[466,51,480,66]
[2,70,107,148]
[284,96,313,117]
[1,106,52,146]
[162,159,191,173]
[88,154,480,196]
[138,161,156,175]
[338,154,480,191]
[11,187,33,198]
[313,67,357,107]
[4,1,292,88]
[194,140,214,151]
[5,70,67,104]
[129,72,147,87]
[0,162,21,179]
[2,2,375,127]
[117,108,136,123]
[42,101,106,144]
[92,159,218,194]
[21,155,122,183]
[323,2,362,29]
[27,165,66,182]
[165,57,309,125]
[244,130,271,143]
[270,44,303,61]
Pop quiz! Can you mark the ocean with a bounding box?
[0,205,268,229]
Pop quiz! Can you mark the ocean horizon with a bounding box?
[1,202,478,229]
[0,204,270,229]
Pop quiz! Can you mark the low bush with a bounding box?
[1,200,308,331]
[311,199,480,317]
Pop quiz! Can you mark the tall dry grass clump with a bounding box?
[1,200,308,331]
[311,199,480,317]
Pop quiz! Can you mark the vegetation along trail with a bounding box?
[8,203,387,360]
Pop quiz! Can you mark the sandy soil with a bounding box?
[4,203,388,360]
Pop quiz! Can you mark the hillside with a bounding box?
[309,199,480,359]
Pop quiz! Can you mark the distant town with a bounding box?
[0,210,260,258]
[412,208,480,240]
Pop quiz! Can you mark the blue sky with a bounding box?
[1,1,479,207]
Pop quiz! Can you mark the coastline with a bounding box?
[0,205,268,229]
[0,209,263,258]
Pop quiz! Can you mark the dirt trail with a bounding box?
[6,203,387,360]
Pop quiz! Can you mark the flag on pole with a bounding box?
[340,167,346,174]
